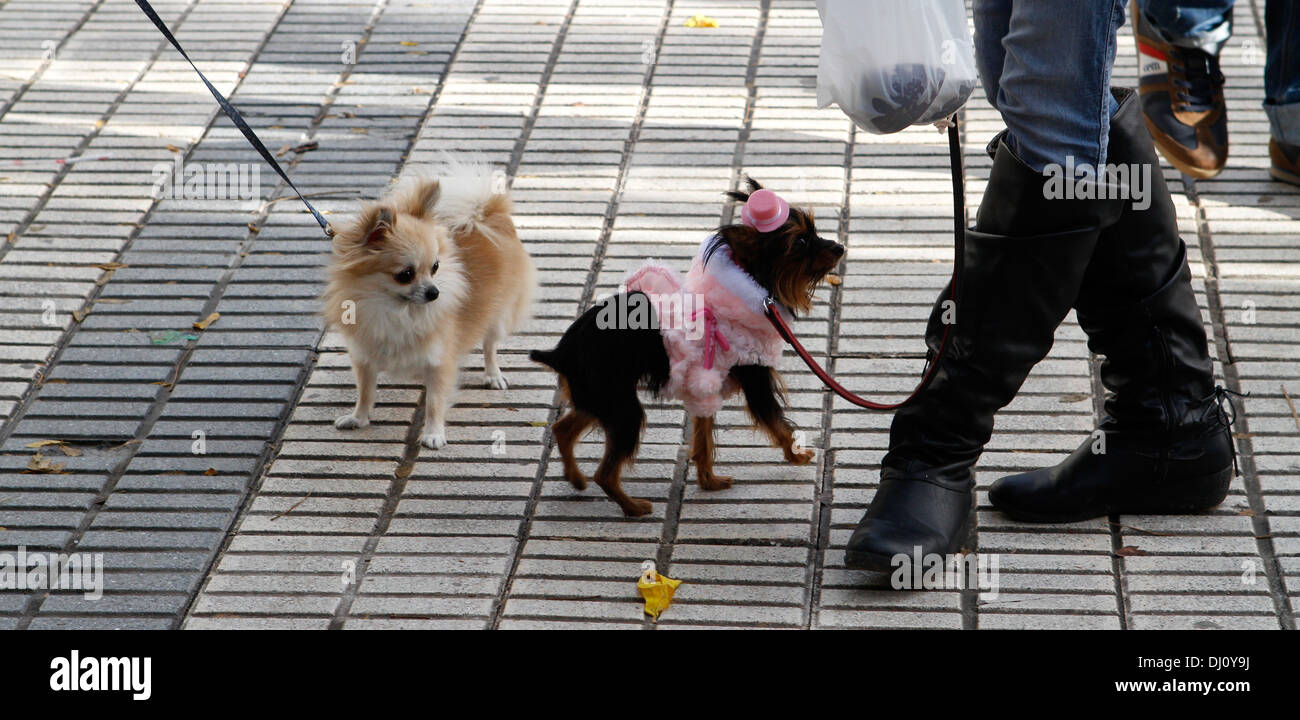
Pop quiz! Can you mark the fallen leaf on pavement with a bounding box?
[193,312,220,330]
[684,14,718,27]
[26,453,66,474]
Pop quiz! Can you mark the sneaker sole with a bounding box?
[991,465,1233,524]
[1270,164,1300,187]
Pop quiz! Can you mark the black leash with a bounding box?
[764,117,965,410]
[134,0,332,236]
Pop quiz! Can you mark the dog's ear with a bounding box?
[724,176,764,204]
[708,224,758,267]
[399,178,441,219]
[356,205,394,247]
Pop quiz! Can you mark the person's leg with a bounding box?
[844,0,1131,571]
[972,0,1011,113]
[989,87,1235,522]
[1133,0,1234,177]
[990,1,1125,172]
[1265,0,1300,184]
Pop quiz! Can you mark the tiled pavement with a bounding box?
[0,0,1295,630]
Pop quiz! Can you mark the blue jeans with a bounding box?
[974,0,1129,172]
[1140,0,1300,145]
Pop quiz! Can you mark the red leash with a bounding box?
[763,119,966,410]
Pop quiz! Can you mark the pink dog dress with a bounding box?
[623,233,793,418]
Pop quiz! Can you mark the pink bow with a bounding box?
[691,308,730,370]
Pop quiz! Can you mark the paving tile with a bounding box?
[0,0,1292,631]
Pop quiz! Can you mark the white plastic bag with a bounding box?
[816,0,977,134]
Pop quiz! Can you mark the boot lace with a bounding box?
[1170,48,1224,113]
[1196,386,1245,477]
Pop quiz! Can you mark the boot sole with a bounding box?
[992,465,1233,524]
[843,514,974,573]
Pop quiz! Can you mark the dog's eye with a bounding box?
[430,260,439,276]
[395,267,415,284]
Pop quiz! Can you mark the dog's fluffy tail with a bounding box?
[431,154,512,243]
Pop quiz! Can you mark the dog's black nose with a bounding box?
[424,286,440,302]
[832,243,845,257]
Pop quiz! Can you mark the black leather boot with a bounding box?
[844,135,1125,571]
[988,88,1235,522]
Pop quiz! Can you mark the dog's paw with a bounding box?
[788,447,816,465]
[334,414,369,430]
[420,431,447,450]
[484,370,508,390]
[697,473,734,492]
[621,498,654,517]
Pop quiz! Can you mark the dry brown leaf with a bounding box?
[59,446,82,457]
[1115,545,1147,557]
[203,468,218,476]
[26,453,65,474]
[394,463,414,479]
[26,439,65,448]
[165,144,181,153]
[95,262,128,271]
[824,273,842,286]
[193,312,220,330]
[72,308,88,322]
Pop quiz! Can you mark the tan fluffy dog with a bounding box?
[323,161,534,450]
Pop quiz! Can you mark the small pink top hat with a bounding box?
[741,189,790,233]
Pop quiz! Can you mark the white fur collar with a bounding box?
[698,235,792,322]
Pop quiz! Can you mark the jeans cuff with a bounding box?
[1265,101,1300,147]
[1142,10,1234,55]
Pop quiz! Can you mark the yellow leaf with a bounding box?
[637,563,682,620]
[684,14,718,28]
[26,440,65,448]
[193,312,220,330]
[400,40,419,46]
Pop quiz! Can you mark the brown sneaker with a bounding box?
[1271,138,1300,186]
[1134,10,1228,179]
